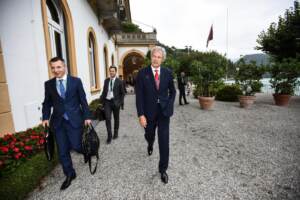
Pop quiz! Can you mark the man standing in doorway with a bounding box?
[42,57,92,190]
[177,71,189,105]
[100,66,125,144]
[135,46,176,184]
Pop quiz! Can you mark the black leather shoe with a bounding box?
[60,174,76,190]
[113,133,118,139]
[185,102,189,104]
[160,172,168,184]
[147,145,153,156]
[106,138,112,144]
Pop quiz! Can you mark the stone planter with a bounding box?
[198,96,215,110]
[273,94,291,106]
[238,95,256,108]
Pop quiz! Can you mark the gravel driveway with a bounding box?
[27,93,300,200]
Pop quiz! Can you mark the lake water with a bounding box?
[224,78,300,96]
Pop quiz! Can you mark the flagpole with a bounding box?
[225,8,229,81]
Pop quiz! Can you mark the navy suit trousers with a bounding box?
[144,104,170,173]
[54,119,82,177]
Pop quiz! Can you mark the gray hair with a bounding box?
[151,46,166,61]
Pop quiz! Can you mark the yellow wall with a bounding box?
[0,41,15,136]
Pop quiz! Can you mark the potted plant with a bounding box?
[235,59,265,108]
[269,58,300,106]
[191,60,224,109]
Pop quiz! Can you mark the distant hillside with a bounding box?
[241,53,270,65]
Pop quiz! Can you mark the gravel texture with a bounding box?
[27,93,300,200]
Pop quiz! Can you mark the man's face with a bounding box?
[109,68,116,78]
[50,60,66,78]
[151,50,163,68]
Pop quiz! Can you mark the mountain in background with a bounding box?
[236,53,270,65]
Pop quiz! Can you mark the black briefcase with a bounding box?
[44,126,55,161]
[82,125,100,174]
[94,105,106,121]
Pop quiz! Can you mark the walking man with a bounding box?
[42,57,92,190]
[177,71,189,105]
[100,66,125,144]
[135,46,176,184]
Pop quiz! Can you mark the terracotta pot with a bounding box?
[273,94,291,106]
[198,96,215,110]
[239,95,256,108]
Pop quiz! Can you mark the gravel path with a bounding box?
[28,93,300,200]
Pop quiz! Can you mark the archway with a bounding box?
[122,52,145,86]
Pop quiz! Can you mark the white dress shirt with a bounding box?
[106,76,116,100]
[151,66,160,78]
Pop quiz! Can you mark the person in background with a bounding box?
[100,66,125,144]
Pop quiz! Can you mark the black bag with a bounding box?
[82,125,100,174]
[94,105,106,121]
[44,126,55,161]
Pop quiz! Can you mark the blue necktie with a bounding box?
[59,80,66,99]
[59,80,69,120]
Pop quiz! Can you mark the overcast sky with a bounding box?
[130,0,296,60]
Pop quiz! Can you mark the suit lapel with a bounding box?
[50,78,62,99]
[158,67,165,93]
[65,75,71,99]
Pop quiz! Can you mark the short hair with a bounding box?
[109,65,117,72]
[151,46,166,61]
[49,56,65,63]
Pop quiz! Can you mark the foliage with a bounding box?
[190,59,225,97]
[0,152,58,200]
[121,22,142,33]
[0,126,46,175]
[269,58,300,95]
[216,84,243,102]
[234,59,265,96]
[256,1,300,61]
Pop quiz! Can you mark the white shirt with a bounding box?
[106,76,116,100]
[151,66,160,78]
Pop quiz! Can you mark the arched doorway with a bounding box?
[122,52,145,86]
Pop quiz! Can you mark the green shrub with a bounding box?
[216,84,243,102]
[89,98,102,113]
[0,152,58,200]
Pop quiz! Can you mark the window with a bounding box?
[87,28,100,92]
[46,0,69,72]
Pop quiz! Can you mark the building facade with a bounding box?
[0,0,157,135]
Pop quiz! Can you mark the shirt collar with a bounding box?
[56,74,67,82]
[110,76,116,81]
[151,66,160,72]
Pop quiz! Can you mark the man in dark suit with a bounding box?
[135,46,176,184]
[177,71,189,105]
[42,57,92,190]
[100,66,125,144]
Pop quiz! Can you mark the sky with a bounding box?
[130,0,296,60]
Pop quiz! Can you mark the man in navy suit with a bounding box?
[135,46,176,184]
[42,57,92,190]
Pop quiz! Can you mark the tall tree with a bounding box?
[256,1,300,61]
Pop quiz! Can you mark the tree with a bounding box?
[256,1,300,61]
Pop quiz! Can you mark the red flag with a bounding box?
[206,25,213,48]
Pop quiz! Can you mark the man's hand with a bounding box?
[84,119,92,126]
[139,115,147,128]
[42,120,49,128]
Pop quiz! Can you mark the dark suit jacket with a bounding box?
[100,77,125,107]
[135,66,176,120]
[42,75,91,129]
[177,76,187,90]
